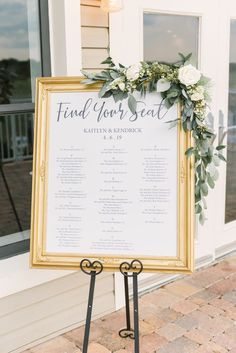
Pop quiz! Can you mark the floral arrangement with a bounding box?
[82,54,225,224]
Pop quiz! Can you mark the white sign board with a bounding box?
[30,78,194,273]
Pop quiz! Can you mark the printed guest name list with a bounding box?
[46,91,178,257]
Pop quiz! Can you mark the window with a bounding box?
[225,19,236,224]
[0,0,51,259]
[143,13,199,65]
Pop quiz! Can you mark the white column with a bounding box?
[64,0,82,75]
[48,0,67,76]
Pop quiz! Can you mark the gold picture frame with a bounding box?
[30,77,195,273]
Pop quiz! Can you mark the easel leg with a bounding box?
[119,260,143,353]
[133,273,139,353]
[83,270,96,353]
[124,273,132,332]
[119,273,134,339]
[80,259,103,353]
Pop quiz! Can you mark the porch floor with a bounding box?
[24,254,236,353]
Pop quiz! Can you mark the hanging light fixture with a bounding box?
[100,0,124,13]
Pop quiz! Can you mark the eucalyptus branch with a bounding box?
[82,54,225,224]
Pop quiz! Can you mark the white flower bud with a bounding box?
[118,82,125,91]
[178,64,201,86]
[190,85,205,101]
[191,92,204,101]
[126,63,142,81]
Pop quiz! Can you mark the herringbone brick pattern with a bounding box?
[24,254,236,353]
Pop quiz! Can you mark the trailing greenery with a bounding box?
[82,54,225,224]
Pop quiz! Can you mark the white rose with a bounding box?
[126,63,142,81]
[191,92,204,101]
[178,64,201,86]
[109,78,126,91]
[156,78,171,92]
[118,82,125,91]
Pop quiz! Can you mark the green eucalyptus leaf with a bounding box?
[102,91,113,98]
[195,204,202,214]
[201,183,208,196]
[98,82,110,98]
[101,57,115,65]
[128,94,137,114]
[198,75,211,86]
[195,193,201,203]
[167,90,179,98]
[208,145,214,157]
[186,119,193,130]
[81,70,96,79]
[195,184,200,197]
[156,79,171,92]
[113,91,125,103]
[207,174,215,189]
[110,71,119,79]
[200,165,206,182]
[164,99,173,109]
[178,52,192,63]
[165,118,179,124]
[168,120,179,129]
[185,147,195,157]
[199,139,210,151]
[202,197,207,209]
[211,168,219,181]
[184,53,192,62]
[196,118,206,127]
[81,79,96,85]
[182,89,189,99]
[218,153,227,162]
[199,211,206,225]
[216,145,226,151]
[182,120,188,132]
[213,155,220,167]
[178,53,186,61]
[207,162,216,176]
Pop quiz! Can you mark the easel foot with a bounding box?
[119,260,143,353]
[81,259,143,353]
[119,328,135,339]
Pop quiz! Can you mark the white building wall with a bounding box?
[1,1,236,352]
[0,2,116,352]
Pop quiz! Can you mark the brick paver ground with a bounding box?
[24,254,236,353]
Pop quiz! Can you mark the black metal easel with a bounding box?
[80,259,104,353]
[80,259,143,353]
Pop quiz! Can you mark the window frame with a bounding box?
[0,0,51,259]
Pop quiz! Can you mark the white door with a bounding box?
[109,0,236,306]
[214,0,236,256]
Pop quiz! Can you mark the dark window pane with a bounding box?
[0,0,42,104]
[0,113,33,237]
[225,20,236,224]
[143,13,199,65]
[0,1,50,258]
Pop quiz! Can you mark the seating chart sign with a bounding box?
[30,77,194,272]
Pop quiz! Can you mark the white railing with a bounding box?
[0,113,34,162]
